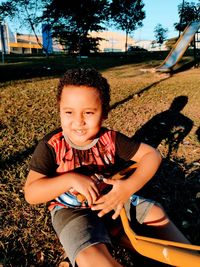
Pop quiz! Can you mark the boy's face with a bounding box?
[59,85,103,146]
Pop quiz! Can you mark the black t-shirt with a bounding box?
[29,127,140,208]
[29,127,140,177]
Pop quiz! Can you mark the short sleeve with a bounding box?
[116,132,141,161]
[29,139,57,176]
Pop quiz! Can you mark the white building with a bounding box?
[134,39,168,51]
[91,30,136,52]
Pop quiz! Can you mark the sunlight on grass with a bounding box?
[1,60,200,266]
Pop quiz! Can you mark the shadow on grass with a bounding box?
[0,145,36,171]
[196,127,200,142]
[1,54,199,267]
[136,157,200,246]
[0,51,196,83]
[133,95,193,158]
[0,53,165,83]
[110,75,171,111]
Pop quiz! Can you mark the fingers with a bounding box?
[76,182,99,207]
[102,178,114,185]
[97,207,111,218]
[86,179,126,217]
[91,202,123,219]
[112,203,123,220]
[91,200,110,217]
[80,180,99,206]
[86,184,99,206]
[91,195,124,219]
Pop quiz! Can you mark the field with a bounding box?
[0,54,200,266]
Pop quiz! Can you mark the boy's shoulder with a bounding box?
[99,127,117,138]
[99,127,116,135]
[43,127,63,143]
[100,127,126,139]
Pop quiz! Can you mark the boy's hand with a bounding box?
[71,174,100,206]
[91,178,132,219]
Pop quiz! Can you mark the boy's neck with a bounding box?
[63,133,99,150]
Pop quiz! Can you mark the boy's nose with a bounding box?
[74,114,85,126]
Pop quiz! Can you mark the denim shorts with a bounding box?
[51,195,155,267]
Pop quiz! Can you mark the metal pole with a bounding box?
[179,0,185,37]
[0,19,5,64]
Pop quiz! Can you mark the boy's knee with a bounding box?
[143,203,169,226]
[75,244,107,267]
[76,246,93,267]
[75,243,121,267]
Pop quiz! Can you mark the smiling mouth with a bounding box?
[73,129,86,135]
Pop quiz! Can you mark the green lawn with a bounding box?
[1,55,200,266]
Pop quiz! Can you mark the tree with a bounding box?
[174,0,200,33]
[109,0,145,53]
[0,0,47,53]
[0,0,108,55]
[154,23,168,49]
[41,0,109,55]
[165,37,179,50]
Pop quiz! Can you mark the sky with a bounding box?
[1,0,199,41]
[132,0,199,40]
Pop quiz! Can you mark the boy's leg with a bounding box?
[143,203,190,243]
[51,208,123,267]
[75,243,123,267]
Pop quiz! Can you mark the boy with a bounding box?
[24,68,189,267]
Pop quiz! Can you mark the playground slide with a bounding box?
[157,21,200,72]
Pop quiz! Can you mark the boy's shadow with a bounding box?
[131,95,195,229]
[196,127,200,142]
[133,95,193,158]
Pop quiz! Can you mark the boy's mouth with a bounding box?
[73,129,87,135]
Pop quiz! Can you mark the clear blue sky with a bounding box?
[132,0,199,40]
[1,0,199,41]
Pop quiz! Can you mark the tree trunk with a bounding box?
[125,30,128,54]
[24,4,48,56]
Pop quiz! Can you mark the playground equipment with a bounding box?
[156,21,200,72]
[120,207,200,267]
[77,163,200,266]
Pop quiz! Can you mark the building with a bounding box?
[0,24,42,54]
[9,33,43,54]
[91,30,136,52]
[134,40,169,51]
[0,23,42,54]
[0,23,64,54]
[0,22,137,54]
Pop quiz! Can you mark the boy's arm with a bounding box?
[92,143,162,218]
[24,170,99,206]
[124,142,162,194]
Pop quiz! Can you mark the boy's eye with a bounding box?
[65,111,72,115]
[84,111,94,115]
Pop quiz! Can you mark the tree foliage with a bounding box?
[40,0,109,55]
[174,0,200,32]
[0,0,147,54]
[109,0,145,52]
[0,0,46,51]
[0,0,44,30]
[154,23,168,47]
[0,1,17,18]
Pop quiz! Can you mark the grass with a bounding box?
[0,54,200,266]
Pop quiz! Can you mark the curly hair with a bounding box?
[57,68,110,118]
